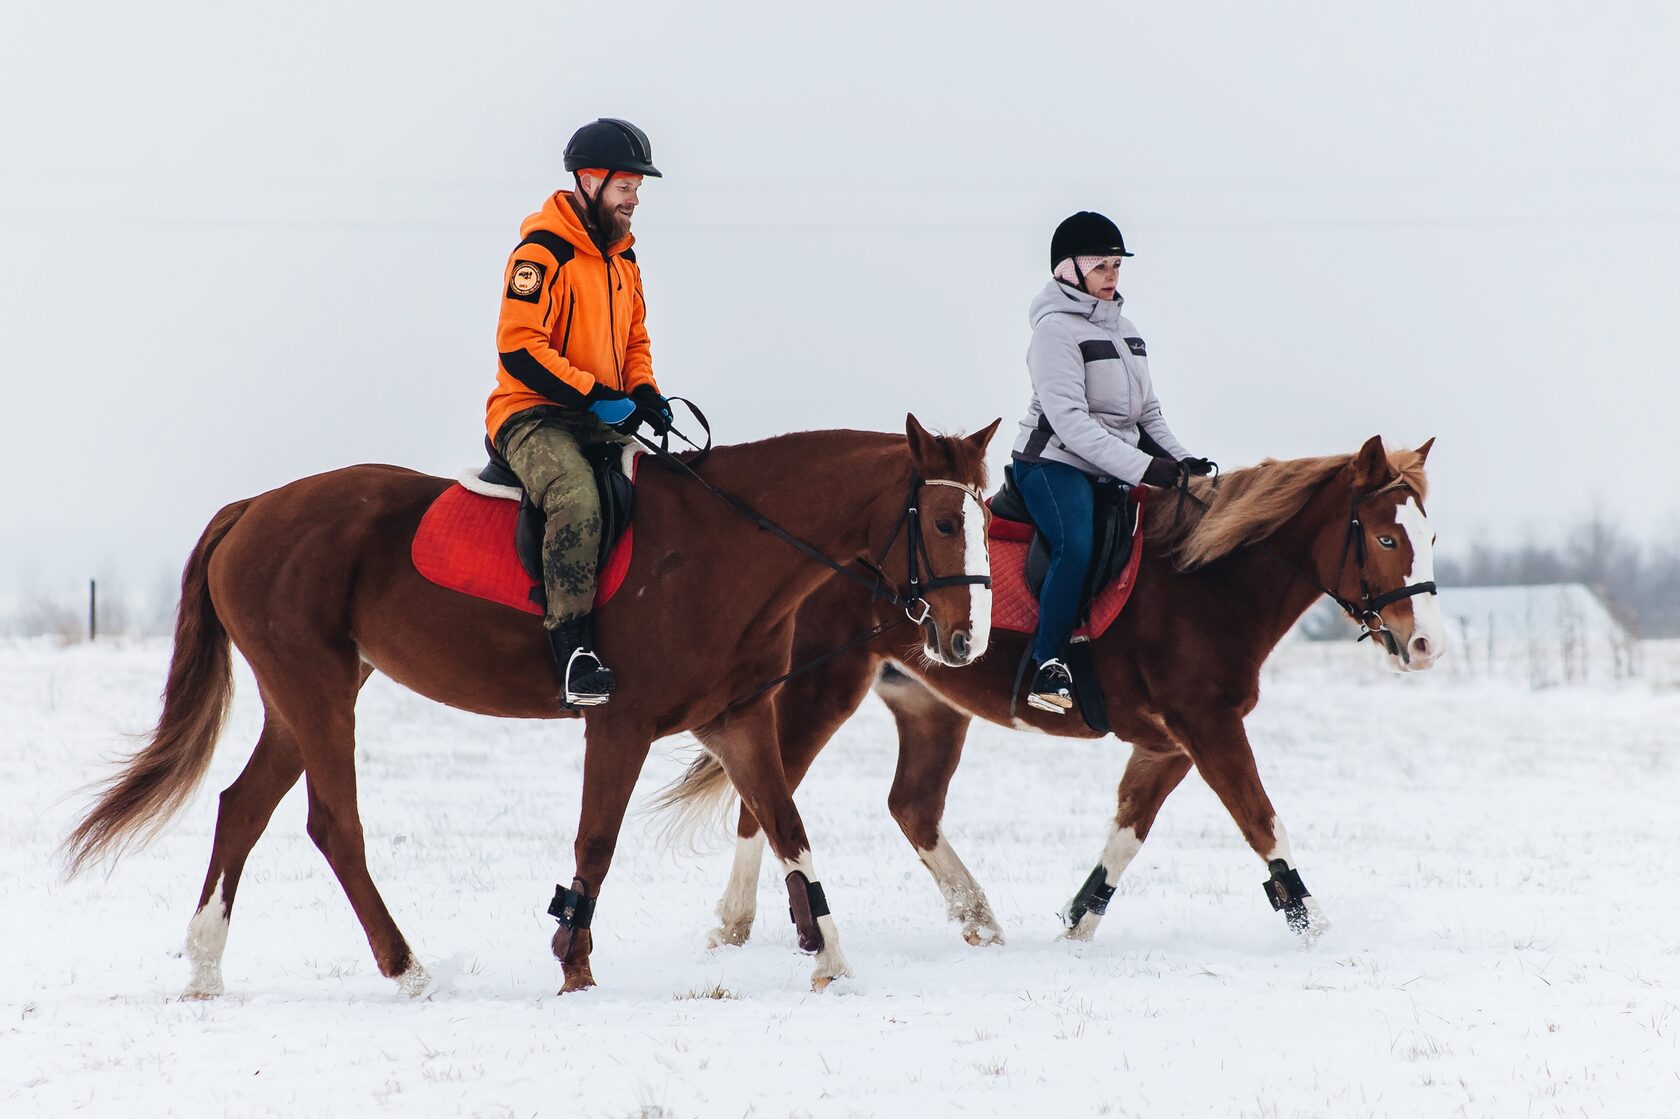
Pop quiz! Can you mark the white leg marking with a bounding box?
[916,830,1003,946]
[962,492,992,659]
[1263,818,1294,866]
[1065,826,1142,942]
[779,850,852,989]
[1265,818,1329,941]
[183,876,230,999]
[396,961,433,998]
[1393,498,1448,670]
[708,831,766,948]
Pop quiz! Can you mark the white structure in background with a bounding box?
[1294,583,1638,686]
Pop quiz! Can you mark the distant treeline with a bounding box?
[1439,514,1680,637]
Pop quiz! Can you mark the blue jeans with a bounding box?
[1013,458,1094,664]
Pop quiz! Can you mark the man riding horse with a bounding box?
[485,117,676,709]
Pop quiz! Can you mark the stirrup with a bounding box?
[1026,658,1074,715]
[563,646,614,708]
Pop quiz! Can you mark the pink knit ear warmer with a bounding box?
[1052,255,1120,286]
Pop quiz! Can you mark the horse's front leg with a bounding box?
[703,703,851,991]
[1166,706,1328,940]
[1062,738,1191,941]
[877,667,1003,946]
[549,717,654,993]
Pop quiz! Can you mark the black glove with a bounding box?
[1141,456,1181,488]
[1179,456,1216,477]
[631,385,674,436]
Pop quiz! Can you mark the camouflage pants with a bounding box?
[495,407,633,628]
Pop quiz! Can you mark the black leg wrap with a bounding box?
[547,882,596,931]
[1262,858,1312,933]
[785,871,828,953]
[1062,864,1117,929]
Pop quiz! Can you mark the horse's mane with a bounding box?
[1145,446,1431,571]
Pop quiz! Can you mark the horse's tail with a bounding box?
[62,499,251,876]
[648,749,738,850]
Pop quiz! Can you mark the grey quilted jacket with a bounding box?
[1011,280,1189,485]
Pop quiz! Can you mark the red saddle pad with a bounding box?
[987,486,1148,639]
[411,477,637,617]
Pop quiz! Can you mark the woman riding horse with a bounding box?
[1014,211,1214,713]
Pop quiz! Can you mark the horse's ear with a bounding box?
[905,413,936,465]
[967,418,1002,453]
[1351,434,1388,487]
[1415,436,1435,463]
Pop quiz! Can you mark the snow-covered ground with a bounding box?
[5,638,1679,1117]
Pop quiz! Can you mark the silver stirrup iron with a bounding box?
[563,647,611,708]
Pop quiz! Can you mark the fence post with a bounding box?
[89,579,97,642]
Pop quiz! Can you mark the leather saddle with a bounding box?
[987,462,1138,623]
[478,436,635,610]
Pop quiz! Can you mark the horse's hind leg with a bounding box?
[708,808,767,949]
[704,703,851,991]
[183,710,303,998]
[1061,738,1191,942]
[877,668,1003,947]
[708,651,877,950]
[258,655,427,993]
[1167,706,1328,940]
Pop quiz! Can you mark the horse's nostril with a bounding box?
[1411,635,1432,658]
[951,631,971,660]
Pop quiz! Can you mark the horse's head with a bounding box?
[881,414,1001,668]
[1327,435,1447,672]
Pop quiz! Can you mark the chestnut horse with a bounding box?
[661,436,1444,947]
[64,416,1000,996]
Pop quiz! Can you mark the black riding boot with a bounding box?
[547,619,616,709]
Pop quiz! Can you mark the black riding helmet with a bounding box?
[1050,211,1133,269]
[563,118,663,178]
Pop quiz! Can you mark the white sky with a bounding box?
[3,1,1677,604]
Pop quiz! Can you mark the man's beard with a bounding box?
[598,204,633,243]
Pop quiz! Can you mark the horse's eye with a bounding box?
[1377,535,1397,549]
[935,519,956,536]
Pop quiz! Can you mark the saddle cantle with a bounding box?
[411,441,641,616]
[985,463,1147,640]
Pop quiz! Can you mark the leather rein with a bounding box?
[632,403,991,707]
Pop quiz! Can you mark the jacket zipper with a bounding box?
[605,255,621,386]
[558,290,577,355]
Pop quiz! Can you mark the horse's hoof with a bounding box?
[1063,913,1101,942]
[396,962,432,998]
[706,923,752,949]
[181,965,224,1000]
[963,923,1005,947]
[1294,899,1330,945]
[560,962,596,994]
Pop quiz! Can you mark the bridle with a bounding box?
[1260,475,1438,658]
[859,473,993,626]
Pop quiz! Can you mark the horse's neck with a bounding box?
[654,435,904,598]
[1210,478,1351,655]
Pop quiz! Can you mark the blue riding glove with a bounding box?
[587,394,636,426]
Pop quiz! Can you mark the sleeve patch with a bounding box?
[507,259,547,302]
[1124,337,1148,357]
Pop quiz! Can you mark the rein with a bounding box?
[631,403,991,708]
